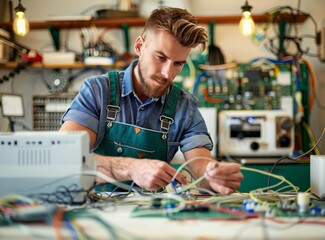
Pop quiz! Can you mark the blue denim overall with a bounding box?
[94,71,181,192]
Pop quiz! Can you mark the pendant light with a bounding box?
[13,0,30,37]
[239,0,255,37]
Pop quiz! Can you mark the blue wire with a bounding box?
[64,220,79,240]
[192,71,208,96]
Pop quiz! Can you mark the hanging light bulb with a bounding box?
[13,0,30,37]
[239,0,255,37]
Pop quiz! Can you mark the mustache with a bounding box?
[151,75,169,83]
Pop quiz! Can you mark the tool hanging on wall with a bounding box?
[121,23,133,63]
[207,21,225,65]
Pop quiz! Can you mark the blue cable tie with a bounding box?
[171,180,178,193]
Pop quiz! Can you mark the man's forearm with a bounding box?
[92,153,133,182]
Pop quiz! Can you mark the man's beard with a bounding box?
[137,61,170,99]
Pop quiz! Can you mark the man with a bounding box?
[60,7,243,194]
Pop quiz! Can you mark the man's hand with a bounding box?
[184,148,244,195]
[204,161,243,195]
[94,153,187,191]
[129,159,188,190]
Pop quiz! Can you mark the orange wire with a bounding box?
[53,207,65,240]
[298,57,316,111]
[202,87,222,103]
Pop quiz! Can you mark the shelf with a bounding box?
[0,13,309,30]
[0,61,126,69]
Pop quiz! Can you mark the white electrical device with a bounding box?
[218,110,294,157]
[310,155,325,199]
[0,131,96,198]
[42,52,76,64]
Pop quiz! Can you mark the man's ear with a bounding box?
[134,36,144,56]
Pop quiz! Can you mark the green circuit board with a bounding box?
[194,62,295,110]
[131,198,325,220]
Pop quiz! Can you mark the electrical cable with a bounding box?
[83,171,144,196]
[267,127,325,188]
[260,5,319,59]
[192,71,208,96]
[0,62,29,84]
[240,166,299,205]
[302,122,320,155]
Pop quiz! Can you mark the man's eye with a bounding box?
[157,56,165,61]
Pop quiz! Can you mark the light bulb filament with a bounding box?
[13,1,30,37]
[239,1,255,37]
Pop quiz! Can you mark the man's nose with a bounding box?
[161,62,173,79]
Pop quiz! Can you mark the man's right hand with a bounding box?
[93,153,187,191]
[129,159,188,190]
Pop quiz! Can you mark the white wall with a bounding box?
[1,0,324,151]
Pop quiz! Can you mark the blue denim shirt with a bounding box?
[61,60,212,162]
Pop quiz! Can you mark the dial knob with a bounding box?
[250,142,259,151]
[278,135,291,147]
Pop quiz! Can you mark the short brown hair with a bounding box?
[143,7,208,50]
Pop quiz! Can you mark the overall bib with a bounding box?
[94,71,181,192]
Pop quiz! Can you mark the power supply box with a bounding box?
[0,131,96,198]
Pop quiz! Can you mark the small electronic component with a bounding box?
[151,197,163,209]
[242,199,269,213]
[296,192,310,214]
[277,199,297,212]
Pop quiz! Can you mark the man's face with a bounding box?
[133,30,191,99]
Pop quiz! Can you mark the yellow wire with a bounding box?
[240,166,299,205]
[302,122,320,155]
[305,188,311,193]
[240,166,299,193]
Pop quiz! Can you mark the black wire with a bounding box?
[34,189,88,205]
[0,62,29,84]
[262,5,319,59]
[266,156,297,189]
[267,128,325,189]
[7,120,31,131]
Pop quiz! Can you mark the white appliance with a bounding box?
[218,110,294,157]
[0,131,96,198]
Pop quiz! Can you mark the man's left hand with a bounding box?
[204,161,243,195]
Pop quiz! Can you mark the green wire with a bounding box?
[179,175,206,193]
[178,165,299,195]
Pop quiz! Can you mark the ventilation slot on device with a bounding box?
[18,149,51,166]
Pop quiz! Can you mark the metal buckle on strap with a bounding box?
[106,105,121,121]
[160,115,174,132]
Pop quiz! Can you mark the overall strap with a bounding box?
[106,71,121,127]
[160,84,181,138]
[107,71,120,106]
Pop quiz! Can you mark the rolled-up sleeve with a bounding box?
[171,91,213,155]
[61,75,109,150]
[179,134,213,152]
